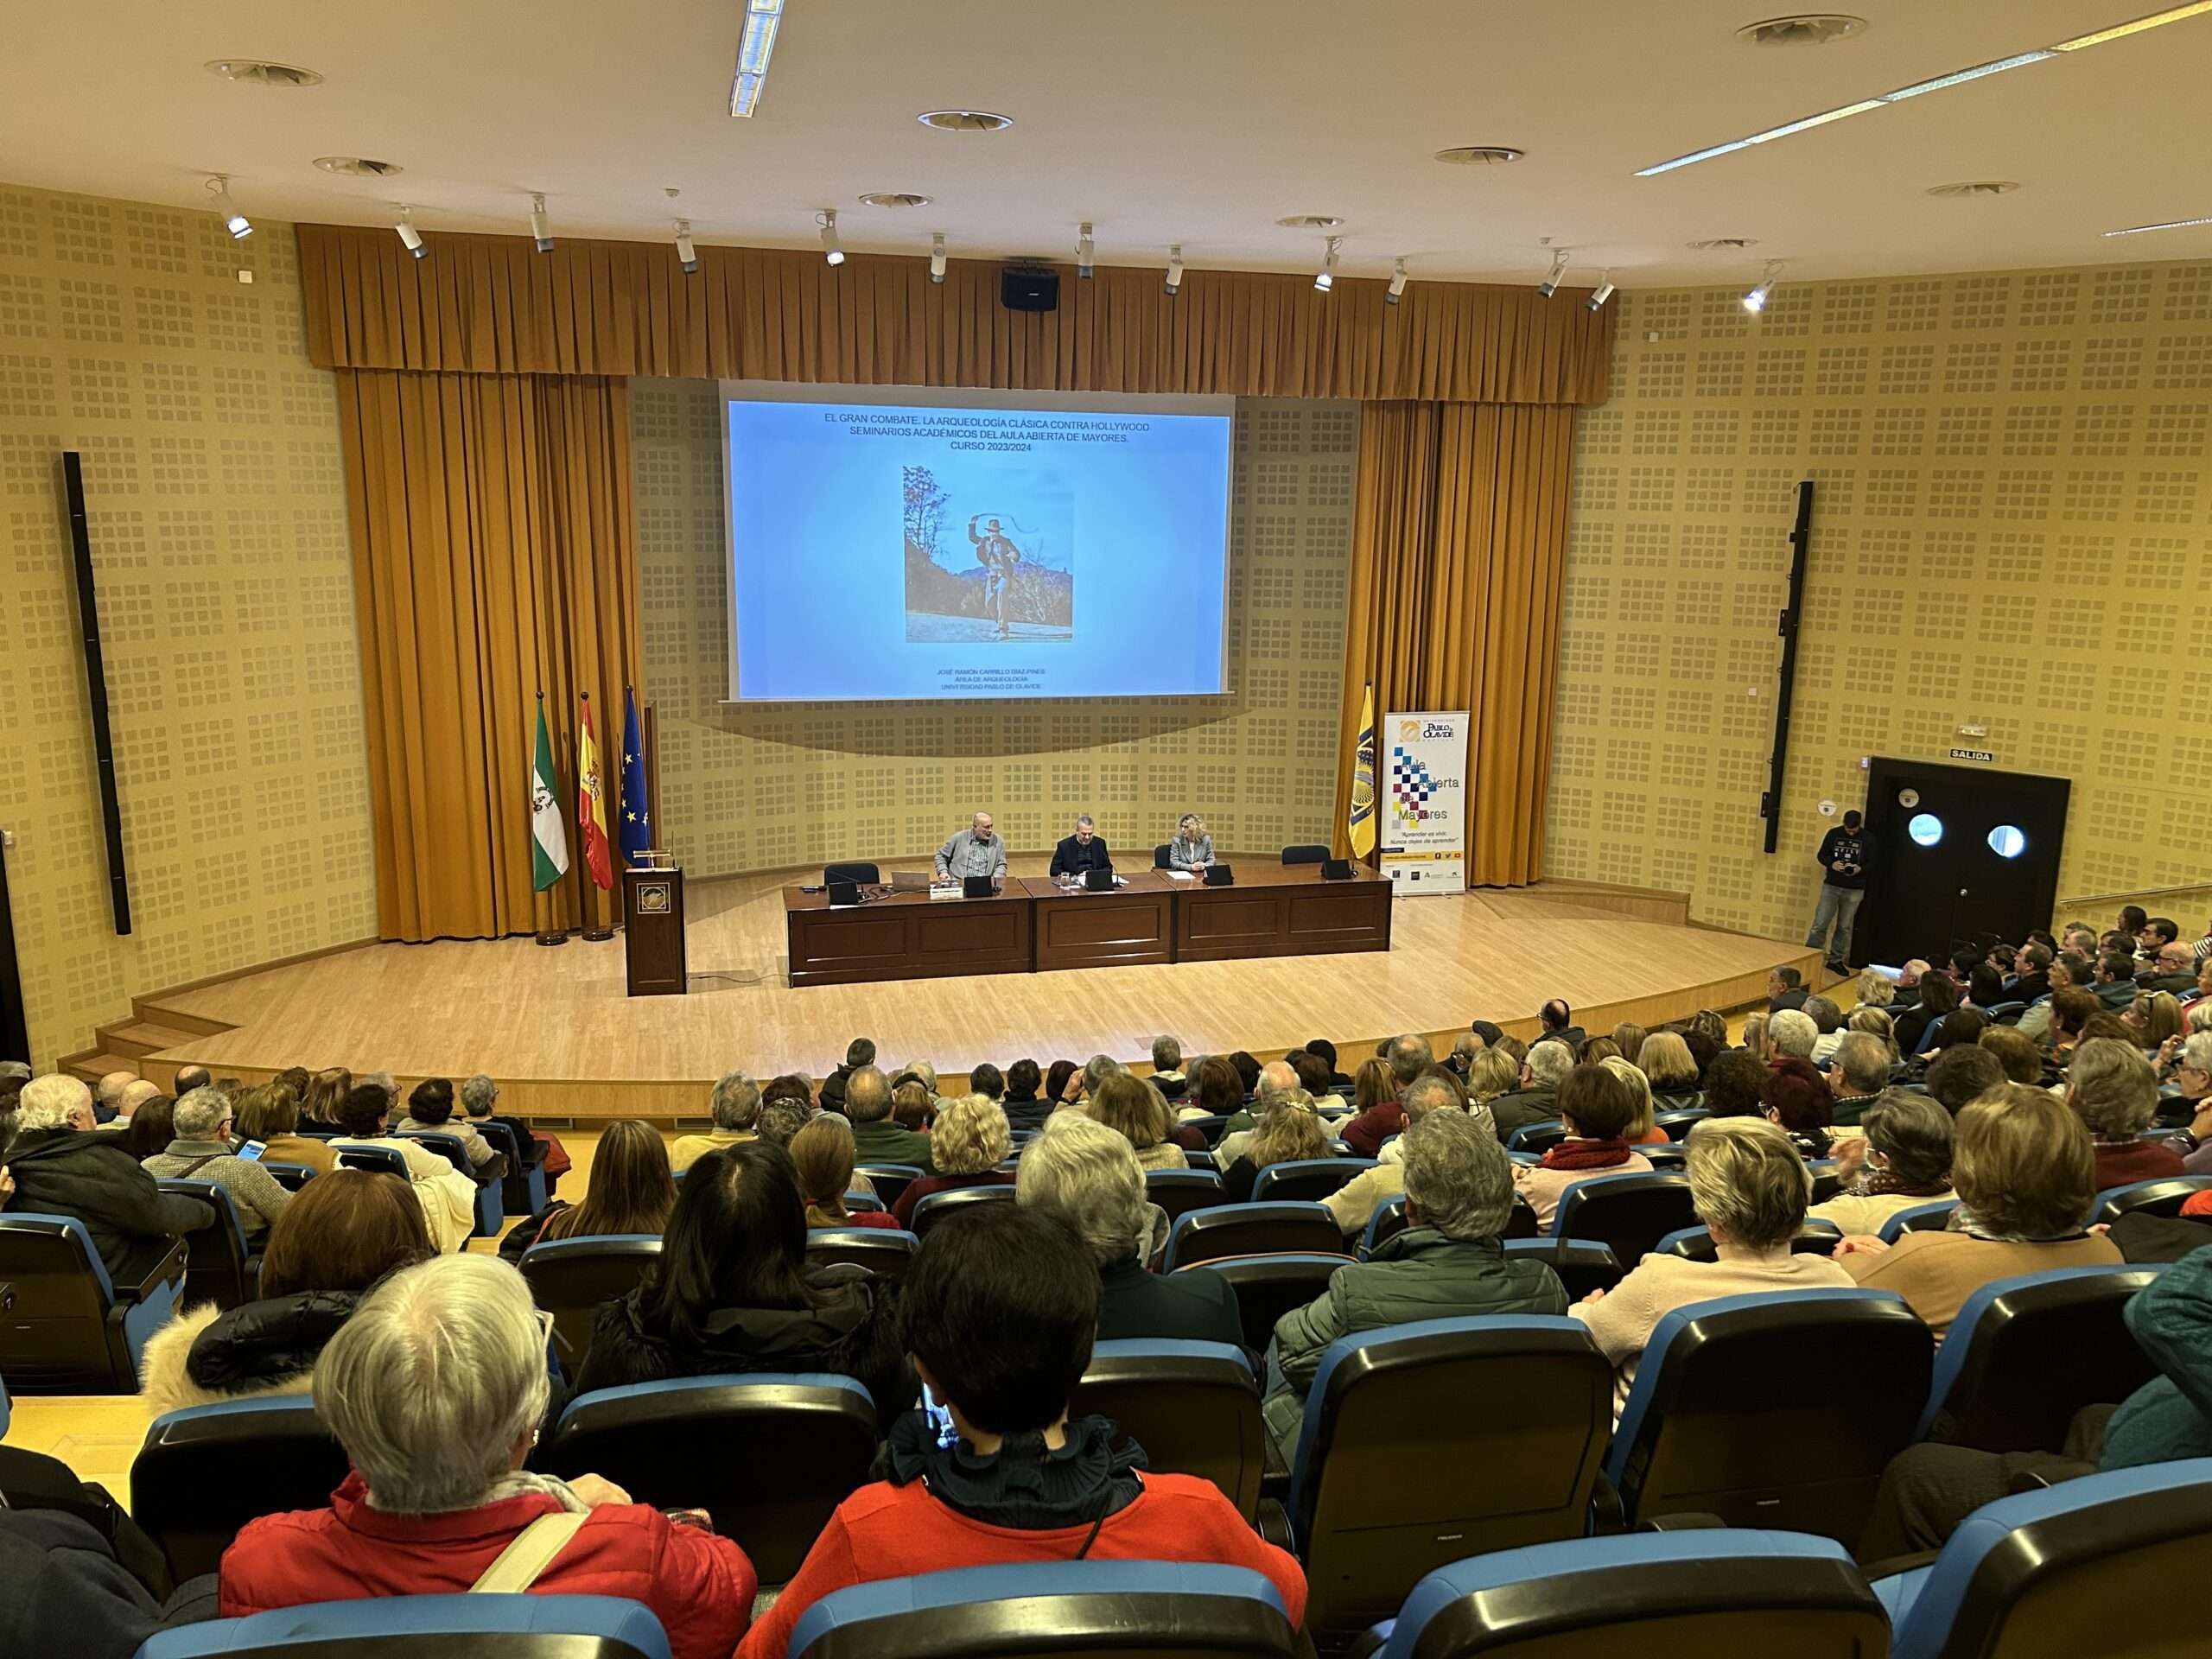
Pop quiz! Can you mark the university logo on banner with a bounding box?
[1382,712,1469,895]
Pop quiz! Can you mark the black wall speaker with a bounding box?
[1001,265,1059,313]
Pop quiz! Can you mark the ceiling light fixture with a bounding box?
[729,0,785,117]
[674,219,698,274]
[2053,1,2212,51]
[1277,214,1346,230]
[930,232,947,283]
[314,156,403,178]
[1386,257,1408,306]
[817,208,845,266]
[393,206,426,260]
[1164,245,1184,297]
[1744,259,1783,313]
[2104,213,2212,236]
[1736,15,1869,47]
[1077,222,1095,279]
[1537,247,1570,299]
[1588,270,1616,311]
[1433,145,1526,165]
[528,193,553,253]
[203,59,322,86]
[207,175,251,240]
[1314,236,1341,293]
[917,109,1014,132]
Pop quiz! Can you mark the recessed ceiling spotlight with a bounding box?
[203,59,322,86]
[1925,180,2021,197]
[1433,146,1526,165]
[857,192,931,209]
[1688,237,1762,249]
[918,109,1014,131]
[1277,214,1346,230]
[2105,213,2212,237]
[1735,15,1869,47]
[313,156,403,178]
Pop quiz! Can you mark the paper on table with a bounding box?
[1164,869,1196,881]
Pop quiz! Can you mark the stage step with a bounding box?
[99,1020,204,1061]
[63,1050,143,1085]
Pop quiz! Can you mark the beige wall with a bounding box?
[631,379,1354,874]
[0,183,373,1066]
[1549,259,2212,943]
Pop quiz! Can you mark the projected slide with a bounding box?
[726,391,1231,702]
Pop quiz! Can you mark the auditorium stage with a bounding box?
[96,866,1821,1122]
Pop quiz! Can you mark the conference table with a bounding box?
[783,861,1392,987]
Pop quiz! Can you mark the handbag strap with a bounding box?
[467,1510,590,1594]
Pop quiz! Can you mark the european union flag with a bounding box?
[619,686,652,868]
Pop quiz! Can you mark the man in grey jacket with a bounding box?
[933,812,1007,884]
[1261,1109,1567,1455]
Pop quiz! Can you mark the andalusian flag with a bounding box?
[530,701,569,891]
[576,693,613,890]
[1347,683,1377,859]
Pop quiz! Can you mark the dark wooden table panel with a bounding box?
[785,885,1033,987]
[1020,873,1176,971]
[1173,863,1393,963]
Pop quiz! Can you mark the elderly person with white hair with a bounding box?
[1014,1109,1242,1346]
[143,1086,292,1239]
[1491,1038,1575,1144]
[3,1073,213,1279]
[216,1254,757,1656]
[1213,1057,1300,1167]
[891,1094,1016,1227]
[2068,1037,2183,1190]
[1324,1071,1471,1238]
[1262,1110,1568,1454]
[1767,1007,1820,1062]
[671,1073,762,1173]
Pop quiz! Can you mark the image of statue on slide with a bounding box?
[902,464,1074,643]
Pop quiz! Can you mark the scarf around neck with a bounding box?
[1856,1163,1952,1200]
[1541,1136,1631,1172]
[881,1410,1145,1534]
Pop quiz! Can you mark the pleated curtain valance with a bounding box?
[296,225,1615,404]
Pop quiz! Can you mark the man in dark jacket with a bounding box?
[1262,1110,1568,1453]
[818,1038,874,1114]
[842,1066,934,1173]
[4,1076,213,1281]
[1491,1040,1573,1145]
[1047,815,1113,880]
[1806,809,1875,973]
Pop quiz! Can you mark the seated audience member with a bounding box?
[89,1076,158,1135]
[1090,1072,1190,1173]
[1739,1010,1773,1064]
[967,1062,1006,1103]
[1463,1047,1520,1121]
[231,1082,337,1176]
[1207,1055,1290,1166]
[1043,1058,1079,1108]
[91,1069,138,1126]
[761,1072,816,1111]
[1929,1007,1991,1053]
[2137,944,2197,997]
[395,1077,502,1175]
[1604,1057,1669,1146]
[1826,1033,1892,1131]
[1702,1050,1770,1119]
[1147,1036,1187,1099]
[843,1065,934,1172]
[2018,955,2089,1040]
[1513,1063,1652,1227]
[298,1067,352,1136]
[119,1095,178,1162]
[2067,1038,2183,1187]
[1574,1118,1854,1421]
[1767,1008,1818,1064]
[1924,1044,2009,1118]
[1610,1021,1648,1063]
[218,1255,756,1659]
[1340,1035,1426,1156]
[1978,1024,2052,1087]
[1967,963,2006,1008]
[818,1038,874,1115]
[499,1120,675,1259]
[2007,941,2054,1006]
[1766,967,1808,1014]
[1845,1005,1897,1054]
[1001,1058,1050,1132]
[888,1078,935,1135]
[2045,985,2103,1063]
[142,1168,434,1414]
[2092,950,2139,1010]
[1182,1052,1243,1128]
[461,1072,556,1185]
[1762,1058,1834,1159]
[574,1142,913,1421]
[329,1084,478,1252]
[1327,1073,1468,1236]
[791,1113,902,1232]
[1835,1086,2121,1339]
[671,1074,761,1173]
[1492,1039,1574,1144]
[1015,1109,1239,1344]
[1265,1111,1567,1453]
[1805,996,1847,1063]
[1893,974,1959,1056]
[1289,1048,1335,1103]
[891,1095,1015,1225]
[2126,990,2185,1053]
[736,1204,1303,1659]
[1851,971,1897,1014]
[1638,1033,1704,1111]
[1221,1090,1333,1204]
[1537,998,1586,1052]
[171,1066,213,1098]
[143,1087,292,1241]
[1811,1094,1956,1236]
[753,1096,812,1153]
[5,1075,213,1280]
[1306,1037,1353,1093]
[1577,1038,1621,1065]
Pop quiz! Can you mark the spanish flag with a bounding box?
[576,692,613,891]
[1347,683,1377,859]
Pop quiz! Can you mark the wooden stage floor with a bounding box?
[137,868,1821,1122]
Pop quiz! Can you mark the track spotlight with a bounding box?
[207,175,252,240]
[1077,221,1095,279]
[1314,235,1341,293]
[930,231,947,283]
[817,208,845,266]
[529,193,553,253]
[674,219,698,274]
[1587,270,1616,311]
[1743,259,1783,313]
[1537,247,1569,299]
[1164,244,1184,296]
[393,207,426,260]
[1386,257,1408,306]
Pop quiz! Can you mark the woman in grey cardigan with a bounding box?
[1168,813,1215,870]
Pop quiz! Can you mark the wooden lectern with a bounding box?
[620,866,688,996]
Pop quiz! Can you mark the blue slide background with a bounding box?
[728,397,1230,701]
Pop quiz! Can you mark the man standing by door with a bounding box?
[1807,810,1875,975]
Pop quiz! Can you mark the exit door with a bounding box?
[1858,758,2071,968]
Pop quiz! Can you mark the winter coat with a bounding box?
[2103,1241,2212,1469]
[3,1128,213,1281]
[139,1292,358,1417]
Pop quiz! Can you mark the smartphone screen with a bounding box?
[236,1140,267,1162]
[921,1384,957,1449]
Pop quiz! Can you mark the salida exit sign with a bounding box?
[1949,747,1995,763]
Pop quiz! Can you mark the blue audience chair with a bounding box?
[133,1594,672,1659]
[0,1213,181,1392]
[132,1395,348,1582]
[1072,1339,1263,1519]
[517,1234,661,1373]
[1162,1202,1347,1271]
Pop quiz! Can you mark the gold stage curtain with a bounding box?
[297,226,1615,405]
[1337,402,1577,887]
[337,369,642,942]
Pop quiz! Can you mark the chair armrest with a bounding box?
[1639,1512,1728,1530]
[1862,1548,1942,1581]
[1588,1470,1626,1535]
[115,1239,188,1302]
[0,1281,14,1313]
[1255,1497,1294,1552]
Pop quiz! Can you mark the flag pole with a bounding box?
[533,690,568,947]
[579,690,613,942]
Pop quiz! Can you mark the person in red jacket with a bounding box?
[736,1201,1306,1659]
[219,1253,754,1659]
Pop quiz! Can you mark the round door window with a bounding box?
[1986,824,2025,859]
[1907,812,1944,847]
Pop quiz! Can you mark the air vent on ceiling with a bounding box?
[1688,237,1761,250]
[1925,180,2021,198]
[917,110,1013,132]
[204,59,323,86]
[1735,15,1868,47]
[857,192,931,209]
[314,156,403,178]
[1275,214,1346,230]
[1434,146,1526,166]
